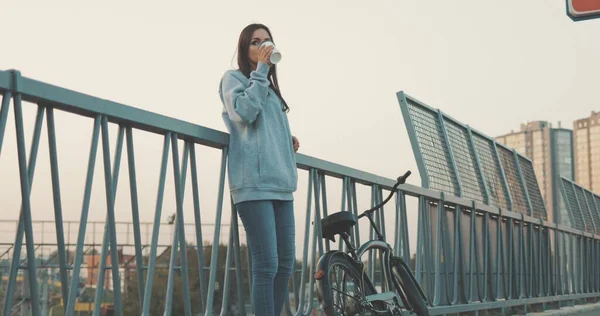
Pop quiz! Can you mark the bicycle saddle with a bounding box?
[320,211,357,242]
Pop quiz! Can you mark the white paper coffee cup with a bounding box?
[260,41,282,64]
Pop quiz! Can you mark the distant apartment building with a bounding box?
[496,121,574,225]
[574,111,600,195]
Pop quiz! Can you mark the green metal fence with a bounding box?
[0,69,599,316]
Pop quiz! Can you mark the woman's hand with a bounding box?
[292,136,300,152]
[258,44,274,65]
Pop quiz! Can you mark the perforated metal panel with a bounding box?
[497,146,529,215]
[573,186,596,234]
[518,156,547,220]
[405,99,459,196]
[584,190,600,235]
[444,119,486,203]
[472,133,511,210]
[399,93,549,220]
[561,178,586,231]
[594,195,600,229]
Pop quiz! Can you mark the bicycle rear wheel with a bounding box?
[390,256,429,316]
[316,251,387,316]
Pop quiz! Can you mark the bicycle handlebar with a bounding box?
[357,170,411,219]
[397,170,412,184]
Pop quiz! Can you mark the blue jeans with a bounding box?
[236,200,295,316]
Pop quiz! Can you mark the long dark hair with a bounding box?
[237,23,289,112]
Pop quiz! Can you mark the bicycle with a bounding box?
[314,171,429,316]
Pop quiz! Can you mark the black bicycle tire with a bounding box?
[318,252,385,316]
[391,259,429,316]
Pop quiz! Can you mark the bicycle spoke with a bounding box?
[327,262,371,315]
[331,286,361,301]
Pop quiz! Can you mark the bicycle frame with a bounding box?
[358,240,403,304]
[345,222,402,304]
[315,171,413,313]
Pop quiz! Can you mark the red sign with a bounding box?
[566,0,600,21]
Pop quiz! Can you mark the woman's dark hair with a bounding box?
[237,23,289,112]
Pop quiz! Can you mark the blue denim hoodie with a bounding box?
[218,62,298,204]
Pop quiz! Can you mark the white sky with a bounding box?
[1,1,599,258]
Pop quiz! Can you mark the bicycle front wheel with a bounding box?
[391,256,429,316]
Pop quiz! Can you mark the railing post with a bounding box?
[125,126,146,306]
[164,135,192,316]
[141,133,171,316]
[204,147,228,315]
[46,106,71,309]
[189,143,208,313]
[2,99,44,316]
[94,125,125,315]
[0,91,12,155]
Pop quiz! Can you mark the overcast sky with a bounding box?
[1,1,599,257]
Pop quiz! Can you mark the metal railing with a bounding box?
[0,69,599,316]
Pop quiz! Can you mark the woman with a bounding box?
[218,23,299,315]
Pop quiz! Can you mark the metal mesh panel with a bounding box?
[472,134,510,210]
[561,178,585,231]
[406,100,459,196]
[594,195,600,230]
[593,194,600,231]
[444,119,486,203]
[518,156,547,220]
[584,190,600,235]
[573,186,595,234]
[497,146,529,215]
[557,187,572,227]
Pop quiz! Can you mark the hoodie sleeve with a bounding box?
[220,62,271,124]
